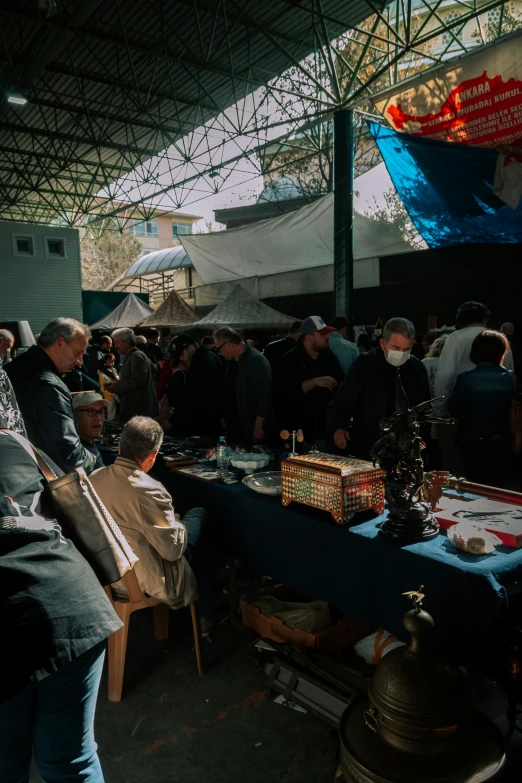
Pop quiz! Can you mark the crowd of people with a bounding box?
[3,303,517,482]
[0,300,518,779]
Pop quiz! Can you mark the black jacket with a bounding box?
[263,336,296,370]
[224,343,273,443]
[276,342,344,443]
[5,345,96,474]
[327,347,430,459]
[0,431,120,703]
[168,346,224,436]
[448,364,514,442]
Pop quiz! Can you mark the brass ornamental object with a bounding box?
[337,589,506,782]
[371,374,453,543]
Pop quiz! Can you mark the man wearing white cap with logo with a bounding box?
[275,315,343,446]
[71,391,108,467]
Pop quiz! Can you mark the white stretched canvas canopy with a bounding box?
[180,163,416,285]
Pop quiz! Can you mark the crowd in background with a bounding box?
[1,300,519,488]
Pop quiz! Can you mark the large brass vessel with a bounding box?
[338,590,506,782]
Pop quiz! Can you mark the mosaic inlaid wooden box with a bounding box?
[281,452,385,525]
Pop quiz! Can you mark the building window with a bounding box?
[12,234,35,256]
[131,219,158,237]
[172,222,192,237]
[45,237,66,258]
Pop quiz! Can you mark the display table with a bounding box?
[154,461,522,650]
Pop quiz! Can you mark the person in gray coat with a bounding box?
[107,328,159,423]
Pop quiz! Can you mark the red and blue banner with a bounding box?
[373,32,522,209]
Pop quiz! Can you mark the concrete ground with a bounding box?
[30,609,522,783]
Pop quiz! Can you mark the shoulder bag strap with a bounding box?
[0,429,58,482]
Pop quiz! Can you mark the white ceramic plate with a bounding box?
[242,472,282,495]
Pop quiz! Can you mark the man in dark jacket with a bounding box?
[214,327,273,444]
[167,334,224,436]
[6,317,96,474]
[85,335,112,380]
[275,316,343,446]
[328,317,430,459]
[263,321,301,370]
[107,328,159,423]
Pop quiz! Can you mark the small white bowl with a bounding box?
[229,453,271,473]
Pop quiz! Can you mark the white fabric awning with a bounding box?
[180,164,416,285]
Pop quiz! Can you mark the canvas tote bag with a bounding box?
[0,429,138,586]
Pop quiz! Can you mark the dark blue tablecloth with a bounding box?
[150,461,522,650]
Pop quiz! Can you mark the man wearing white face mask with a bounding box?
[328,317,430,459]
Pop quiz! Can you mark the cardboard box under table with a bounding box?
[241,587,370,652]
[281,452,385,525]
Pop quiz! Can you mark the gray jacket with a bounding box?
[236,343,273,441]
[111,347,159,423]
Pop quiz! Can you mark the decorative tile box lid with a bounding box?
[282,452,384,484]
[281,451,385,525]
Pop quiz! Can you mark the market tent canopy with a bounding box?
[180,283,296,332]
[179,164,416,285]
[89,293,154,330]
[138,289,199,328]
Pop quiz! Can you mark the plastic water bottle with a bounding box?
[216,436,229,477]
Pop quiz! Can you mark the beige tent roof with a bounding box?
[89,293,154,330]
[180,283,296,332]
[138,290,199,328]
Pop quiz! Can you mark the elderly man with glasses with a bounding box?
[71,391,107,467]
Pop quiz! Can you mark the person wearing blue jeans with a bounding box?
[0,642,106,783]
[182,506,215,623]
[0,369,121,782]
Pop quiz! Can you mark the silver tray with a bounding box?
[242,471,282,496]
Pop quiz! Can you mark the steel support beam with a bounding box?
[333,108,354,323]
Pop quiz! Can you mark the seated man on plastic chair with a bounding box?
[90,416,215,635]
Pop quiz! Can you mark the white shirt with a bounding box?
[433,326,513,415]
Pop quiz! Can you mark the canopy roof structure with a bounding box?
[138,290,200,329]
[107,245,193,302]
[89,293,153,330]
[183,283,296,332]
[1,0,516,229]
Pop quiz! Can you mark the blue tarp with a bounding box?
[368,121,522,247]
